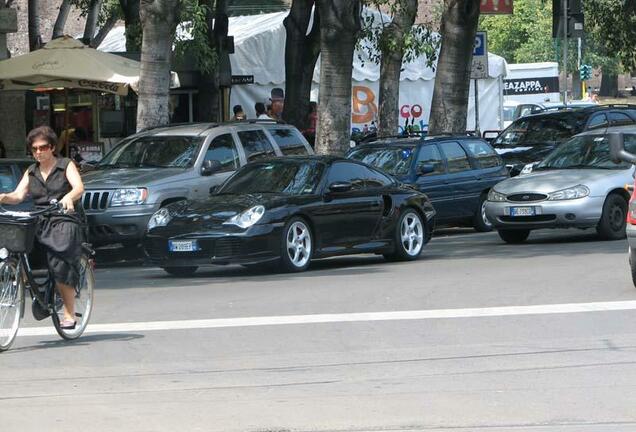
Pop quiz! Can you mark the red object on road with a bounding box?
[480,0,513,14]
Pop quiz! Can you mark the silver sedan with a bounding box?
[485,129,635,243]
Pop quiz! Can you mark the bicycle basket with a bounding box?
[0,217,37,253]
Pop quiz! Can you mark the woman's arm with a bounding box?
[60,161,85,212]
[0,171,30,205]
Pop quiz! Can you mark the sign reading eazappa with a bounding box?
[503,77,560,95]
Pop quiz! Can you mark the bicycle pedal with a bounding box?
[31,300,50,321]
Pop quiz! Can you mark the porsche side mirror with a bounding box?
[417,164,435,175]
[328,181,353,193]
[201,160,222,176]
[609,132,636,164]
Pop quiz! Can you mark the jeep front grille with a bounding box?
[82,190,111,210]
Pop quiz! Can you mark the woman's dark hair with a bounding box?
[27,126,58,149]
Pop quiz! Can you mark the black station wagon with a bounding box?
[347,135,509,232]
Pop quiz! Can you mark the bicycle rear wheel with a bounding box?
[0,258,24,351]
[52,256,94,340]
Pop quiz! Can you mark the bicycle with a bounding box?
[0,201,95,351]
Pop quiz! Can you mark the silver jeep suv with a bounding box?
[81,120,314,246]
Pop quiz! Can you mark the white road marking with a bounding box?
[17,300,636,337]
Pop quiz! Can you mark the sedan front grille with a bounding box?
[82,190,111,210]
[507,193,548,202]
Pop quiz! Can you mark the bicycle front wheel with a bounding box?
[53,256,95,340]
[0,258,24,351]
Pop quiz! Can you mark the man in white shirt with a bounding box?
[255,102,272,120]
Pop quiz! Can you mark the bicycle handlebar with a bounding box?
[0,200,64,220]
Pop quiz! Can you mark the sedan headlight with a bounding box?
[488,189,507,202]
[110,188,148,206]
[147,208,172,230]
[223,205,265,229]
[548,185,590,200]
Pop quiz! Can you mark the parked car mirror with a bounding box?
[209,185,219,195]
[482,130,499,142]
[609,132,636,164]
[201,160,222,176]
[417,163,435,175]
[328,181,353,193]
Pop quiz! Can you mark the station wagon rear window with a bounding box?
[347,146,415,176]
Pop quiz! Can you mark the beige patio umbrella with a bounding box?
[0,35,178,95]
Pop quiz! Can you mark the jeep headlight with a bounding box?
[147,208,172,230]
[111,188,148,206]
[223,205,265,229]
[488,189,507,202]
[548,185,590,200]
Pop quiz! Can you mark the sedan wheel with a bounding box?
[597,194,627,240]
[281,218,313,272]
[385,209,426,261]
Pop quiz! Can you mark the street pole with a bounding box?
[562,0,568,105]
[474,79,480,136]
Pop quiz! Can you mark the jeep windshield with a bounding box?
[493,113,588,147]
[536,134,636,170]
[98,136,203,169]
[347,146,416,176]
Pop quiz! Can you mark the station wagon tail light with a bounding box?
[628,188,636,225]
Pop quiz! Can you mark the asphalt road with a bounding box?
[2,228,636,431]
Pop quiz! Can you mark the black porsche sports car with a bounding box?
[143,156,436,276]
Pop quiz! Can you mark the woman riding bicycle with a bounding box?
[0,126,85,329]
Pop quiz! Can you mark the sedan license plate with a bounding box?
[509,206,536,217]
[168,240,198,252]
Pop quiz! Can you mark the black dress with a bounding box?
[28,157,85,286]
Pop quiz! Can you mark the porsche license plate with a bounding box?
[509,206,536,217]
[168,240,198,252]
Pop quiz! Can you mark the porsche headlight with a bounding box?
[223,205,265,229]
[548,185,590,200]
[488,189,507,202]
[147,208,172,230]
[111,188,148,206]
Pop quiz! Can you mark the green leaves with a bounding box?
[173,0,217,75]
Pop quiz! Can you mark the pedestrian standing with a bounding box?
[255,102,272,120]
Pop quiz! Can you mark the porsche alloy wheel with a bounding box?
[281,218,313,272]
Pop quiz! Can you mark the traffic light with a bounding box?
[580,64,592,81]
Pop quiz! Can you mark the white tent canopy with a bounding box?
[97,10,508,131]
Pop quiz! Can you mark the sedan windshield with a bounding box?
[219,160,325,195]
[347,146,415,176]
[494,113,588,147]
[536,134,636,170]
[98,136,202,168]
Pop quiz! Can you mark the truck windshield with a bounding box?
[98,136,203,168]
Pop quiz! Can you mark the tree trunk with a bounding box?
[52,0,71,39]
[428,0,480,135]
[91,11,118,48]
[82,0,103,45]
[315,0,361,155]
[121,0,142,51]
[600,70,618,97]
[137,0,179,131]
[377,0,417,137]
[28,0,42,50]
[282,0,321,131]
[199,0,228,122]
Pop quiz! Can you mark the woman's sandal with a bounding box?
[60,318,76,330]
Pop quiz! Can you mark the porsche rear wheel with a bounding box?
[280,217,313,272]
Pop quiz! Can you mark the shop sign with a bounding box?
[480,0,513,14]
[504,77,560,95]
[231,75,254,85]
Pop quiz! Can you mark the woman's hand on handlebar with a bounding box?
[0,193,6,204]
[59,196,75,213]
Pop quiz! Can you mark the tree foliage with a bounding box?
[585,0,636,71]
[357,1,439,68]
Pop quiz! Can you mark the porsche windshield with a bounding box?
[347,146,416,176]
[219,160,325,195]
[494,113,588,147]
[537,134,636,170]
[98,136,202,168]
